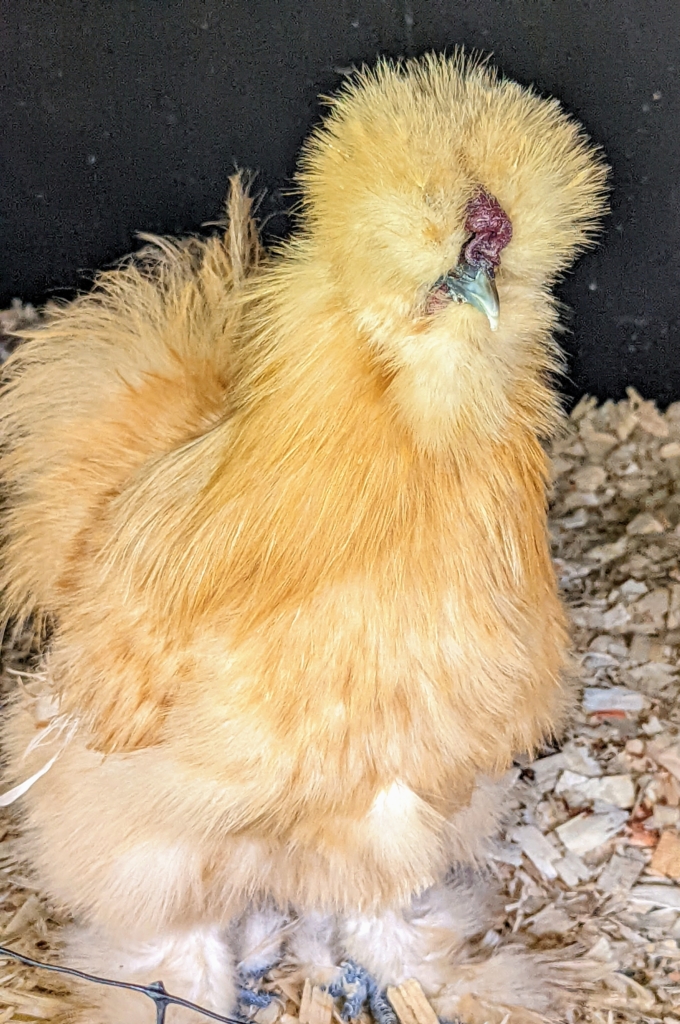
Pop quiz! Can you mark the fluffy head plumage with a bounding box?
[287,53,608,447]
[296,51,607,321]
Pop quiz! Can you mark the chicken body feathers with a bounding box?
[1,56,605,926]
[0,176,258,618]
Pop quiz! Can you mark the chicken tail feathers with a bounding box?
[0,173,260,627]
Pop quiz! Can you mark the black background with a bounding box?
[2,1,678,403]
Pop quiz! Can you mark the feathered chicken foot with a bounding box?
[336,878,585,1024]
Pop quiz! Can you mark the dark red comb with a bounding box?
[463,190,512,270]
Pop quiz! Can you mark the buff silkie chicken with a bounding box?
[0,54,607,1024]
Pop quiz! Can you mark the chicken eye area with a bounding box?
[463,189,513,270]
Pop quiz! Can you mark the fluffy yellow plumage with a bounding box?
[0,54,607,1023]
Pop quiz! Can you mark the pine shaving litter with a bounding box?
[299,980,334,1024]
[386,980,439,1024]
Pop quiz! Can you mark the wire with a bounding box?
[0,943,246,1024]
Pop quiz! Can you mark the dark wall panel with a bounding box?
[1,0,678,401]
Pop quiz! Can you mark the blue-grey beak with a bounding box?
[438,264,500,331]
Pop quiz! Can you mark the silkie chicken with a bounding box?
[0,54,607,1024]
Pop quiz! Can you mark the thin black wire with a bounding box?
[0,944,246,1023]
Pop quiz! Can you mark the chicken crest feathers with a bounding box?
[297,52,608,307]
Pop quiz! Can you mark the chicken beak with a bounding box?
[440,264,500,331]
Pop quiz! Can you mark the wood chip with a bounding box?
[387,980,439,1024]
[555,850,592,886]
[627,512,666,535]
[531,752,567,792]
[582,687,646,714]
[556,808,629,855]
[275,978,304,1007]
[651,742,680,782]
[255,1001,283,1024]
[1,892,43,940]
[596,853,644,894]
[299,980,334,1024]
[508,825,561,879]
[627,388,670,437]
[0,984,65,1017]
[629,884,680,910]
[527,905,574,936]
[650,831,680,880]
[561,740,603,776]
[585,536,628,563]
[556,771,636,809]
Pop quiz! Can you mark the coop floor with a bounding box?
[0,387,679,1023]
